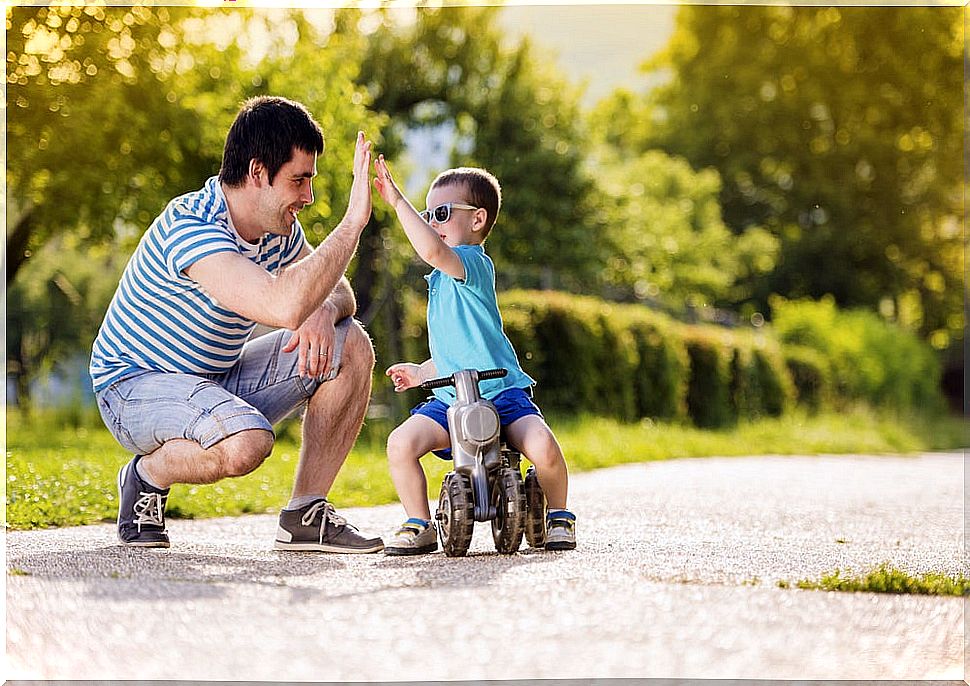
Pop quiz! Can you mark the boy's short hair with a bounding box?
[219,95,325,188]
[431,167,502,239]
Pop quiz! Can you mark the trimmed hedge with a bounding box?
[393,289,941,427]
[770,296,943,413]
[782,345,831,411]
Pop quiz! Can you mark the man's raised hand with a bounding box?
[343,131,373,231]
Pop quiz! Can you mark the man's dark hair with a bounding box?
[431,167,502,238]
[218,96,324,187]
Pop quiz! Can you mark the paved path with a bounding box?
[6,452,966,680]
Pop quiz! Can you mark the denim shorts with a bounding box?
[410,387,542,460]
[95,318,353,455]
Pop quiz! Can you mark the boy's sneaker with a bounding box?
[544,510,576,551]
[274,499,384,553]
[117,456,170,548]
[384,518,439,556]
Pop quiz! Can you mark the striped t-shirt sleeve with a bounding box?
[279,222,309,268]
[166,219,238,279]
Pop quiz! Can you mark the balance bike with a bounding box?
[421,368,547,557]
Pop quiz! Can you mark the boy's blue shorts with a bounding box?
[410,387,542,460]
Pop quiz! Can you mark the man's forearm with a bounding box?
[324,277,357,321]
[275,222,362,327]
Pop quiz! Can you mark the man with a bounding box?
[90,95,382,553]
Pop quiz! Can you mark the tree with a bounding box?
[5,5,216,284]
[349,6,601,294]
[625,6,963,348]
[587,148,779,313]
[466,38,601,291]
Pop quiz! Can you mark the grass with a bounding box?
[5,405,966,530]
[789,563,970,596]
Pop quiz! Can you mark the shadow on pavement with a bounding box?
[8,546,347,591]
[374,544,556,590]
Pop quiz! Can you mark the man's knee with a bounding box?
[343,320,376,372]
[213,429,275,478]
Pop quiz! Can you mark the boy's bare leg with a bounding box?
[386,415,450,520]
[505,415,569,509]
[292,321,375,497]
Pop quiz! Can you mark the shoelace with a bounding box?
[302,501,357,542]
[133,491,166,531]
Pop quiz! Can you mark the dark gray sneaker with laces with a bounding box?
[274,499,384,553]
[117,456,171,548]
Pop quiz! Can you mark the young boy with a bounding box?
[373,155,576,555]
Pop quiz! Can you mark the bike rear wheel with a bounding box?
[437,472,475,557]
[524,465,546,548]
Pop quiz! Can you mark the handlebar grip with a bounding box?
[477,368,509,380]
[420,375,455,390]
[418,368,508,390]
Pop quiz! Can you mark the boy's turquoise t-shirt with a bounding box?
[425,244,535,405]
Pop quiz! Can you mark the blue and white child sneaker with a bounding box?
[384,518,439,556]
[544,510,576,551]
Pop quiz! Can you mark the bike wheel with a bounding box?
[436,472,474,557]
[491,467,525,554]
[524,465,547,548]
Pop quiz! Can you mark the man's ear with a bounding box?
[248,159,267,187]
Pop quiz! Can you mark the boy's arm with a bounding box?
[374,155,465,281]
[386,358,438,392]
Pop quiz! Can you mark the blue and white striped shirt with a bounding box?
[90,176,307,392]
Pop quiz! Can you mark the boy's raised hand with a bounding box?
[386,363,422,393]
[373,154,404,210]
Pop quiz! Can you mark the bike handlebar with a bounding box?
[419,368,508,390]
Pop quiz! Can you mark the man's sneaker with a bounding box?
[384,518,438,556]
[274,499,384,553]
[117,456,170,548]
[544,510,576,551]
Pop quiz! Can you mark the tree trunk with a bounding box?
[6,209,34,286]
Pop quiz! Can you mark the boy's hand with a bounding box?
[386,363,423,392]
[373,154,404,211]
[342,131,373,231]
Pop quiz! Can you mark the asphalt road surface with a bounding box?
[6,451,966,681]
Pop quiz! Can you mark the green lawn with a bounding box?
[5,406,966,530]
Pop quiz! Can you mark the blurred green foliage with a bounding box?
[770,295,943,413]
[600,6,963,352]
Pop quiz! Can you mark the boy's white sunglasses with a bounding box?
[420,202,479,224]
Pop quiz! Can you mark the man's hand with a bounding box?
[284,302,338,378]
[385,363,424,393]
[342,131,373,231]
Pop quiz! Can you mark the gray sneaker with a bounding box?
[544,511,576,551]
[274,499,384,553]
[384,518,438,556]
[117,456,170,548]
